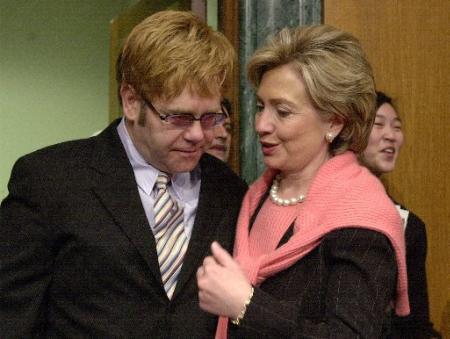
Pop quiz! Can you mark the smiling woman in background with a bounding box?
[196,25,410,338]
[362,92,403,176]
[361,91,441,339]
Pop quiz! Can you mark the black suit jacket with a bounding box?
[229,193,398,338]
[0,120,247,338]
[389,206,441,338]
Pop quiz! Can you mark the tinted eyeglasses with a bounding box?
[143,98,226,129]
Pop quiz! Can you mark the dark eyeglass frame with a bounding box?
[142,97,226,129]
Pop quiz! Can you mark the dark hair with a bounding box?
[221,98,232,117]
[376,91,392,109]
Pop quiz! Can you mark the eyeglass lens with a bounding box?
[143,97,225,129]
[166,113,225,128]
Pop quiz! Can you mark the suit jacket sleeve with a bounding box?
[0,155,56,338]
[231,228,397,338]
[390,212,441,338]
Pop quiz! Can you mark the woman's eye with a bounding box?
[255,104,264,113]
[394,125,402,131]
[276,109,292,118]
[374,122,383,127]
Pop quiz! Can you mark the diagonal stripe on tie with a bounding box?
[158,222,186,271]
[153,173,188,299]
[157,215,184,263]
[155,203,183,241]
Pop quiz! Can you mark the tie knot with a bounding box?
[155,173,170,190]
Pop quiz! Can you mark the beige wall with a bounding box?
[0,0,138,199]
[324,0,450,333]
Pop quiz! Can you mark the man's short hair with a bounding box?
[117,10,236,102]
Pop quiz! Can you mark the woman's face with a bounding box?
[362,103,404,175]
[255,64,339,177]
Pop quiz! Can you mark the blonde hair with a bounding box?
[248,25,376,154]
[117,10,235,101]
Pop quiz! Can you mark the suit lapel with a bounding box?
[89,121,164,289]
[89,125,233,299]
[174,157,229,297]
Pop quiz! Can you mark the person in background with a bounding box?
[207,98,233,162]
[196,25,409,338]
[361,91,441,339]
[0,10,247,338]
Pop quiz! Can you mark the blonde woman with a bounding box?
[197,25,409,338]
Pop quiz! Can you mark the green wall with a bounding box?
[0,0,138,199]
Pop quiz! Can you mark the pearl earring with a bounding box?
[325,132,334,143]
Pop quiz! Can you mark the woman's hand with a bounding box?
[197,241,252,319]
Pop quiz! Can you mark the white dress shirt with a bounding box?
[117,118,201,239]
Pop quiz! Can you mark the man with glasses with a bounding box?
[0,10,247,338]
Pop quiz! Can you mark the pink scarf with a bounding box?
[215,152,409,338]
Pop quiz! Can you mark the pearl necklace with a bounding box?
[270,174,306,206]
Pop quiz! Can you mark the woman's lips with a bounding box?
[260,142,278,156]
[381,146,395,154]
[380,146,396,157]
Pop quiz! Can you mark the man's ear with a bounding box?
[120,83,141,122]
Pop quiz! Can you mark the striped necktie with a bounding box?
[153,173,188,299]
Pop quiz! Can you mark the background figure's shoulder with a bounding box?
[393,202,428,254]
[199,153,248,194]
[393,201,427,232]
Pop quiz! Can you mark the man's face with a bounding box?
[207,116,232,162]
[123,85,221,174]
